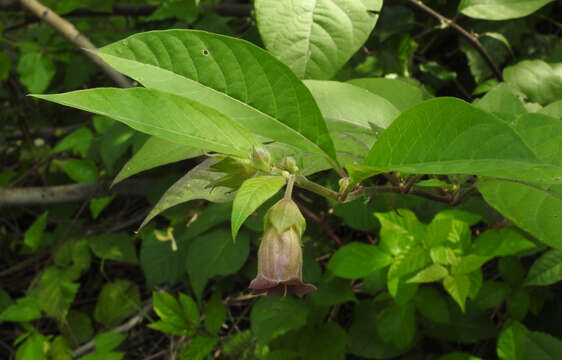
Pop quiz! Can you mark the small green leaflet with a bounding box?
[231,176,286,239]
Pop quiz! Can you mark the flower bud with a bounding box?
[281,156,299,174]
[251,146,272,173]
[249,199,316,297]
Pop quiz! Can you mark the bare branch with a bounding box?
[0,179,154,207]
[19,0,132,88]
[404,0,503,81]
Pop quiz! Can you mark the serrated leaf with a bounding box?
[180,335,217,360]
[444,274,471,312]
[139,158,234,230]
[327,242,393,279]
[365,98,562,185]
[29,267,80,319]
[525,250,562,286]
[375,209,426,256]
[250,297,308,345]
[152,291,199,335]
[231,176,286,239]
[94,280,140,327]
[415,287,450,323]
[474,281,511,309]
[408,263,448,283]
[53,128,94,158]
[54,159,99,184]
[186,229,249,299]
[0,297,41,322]
[88,233,138,264]
[24,211,48,253]
[17,52,55,93]
[33,88,259,158]
[388,245,430,280]
[255,0,382,80]
[497,321,562,360]
[376,302,416,349]
[113,136,204,184]
[97,30,338,167]
[459,0,555,21]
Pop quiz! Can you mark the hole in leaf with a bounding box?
[202,49,209,56]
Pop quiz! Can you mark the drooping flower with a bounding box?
[249,198,317,297]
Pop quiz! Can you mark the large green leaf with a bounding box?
[33,88,258,158]
[304,80,400,161]
[97,30,338,167]
[478,180,562,250]
[139,158,234,229]
[254,0,382,79]
[525,250,562,286]
[327,242,393,279]
[114,136,204,184]
[459,0,555,20]
[347,78,427,111]
[365,98,562,184]
[186,229,249,299]
[497,322,562,360]
[17,52,55,94]
[231,176,286,239]
[250,297,308,345]
[503,60,562,105]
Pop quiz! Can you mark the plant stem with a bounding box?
[294,175,340,201]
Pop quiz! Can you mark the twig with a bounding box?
[19,0,132,88]
[73,301,154,358]
[0,179,155,207]
[296,201,342,247]
[348,185,453,204]
[404,0,503,81]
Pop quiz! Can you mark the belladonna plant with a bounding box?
[249,176,317,297]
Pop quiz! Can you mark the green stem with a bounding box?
[284,175,295,200]
[294,175,340,201]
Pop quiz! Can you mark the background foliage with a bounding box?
[1,0,561,359]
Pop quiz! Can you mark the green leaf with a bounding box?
[33,88,259,158]
[17,53,55,93]
[29,267,80,318]
[377,302,416,349]
[474,84,526,116]
[408,263,449,283]
[347,78,427,111]
[231,176,286,239]
[147,0,198,22]
[205,290,226,335]
[474,281,511,309]
[88,233,138,264]
[444,274,471,311]
[327,242,393,279]
[93,333,127,353]
[250,297,308,345]
[94,280,140,327]
[59,310,93,346]
[16,333,46,360]
[499,257,526,287]
[504,60,562,105]
[473,228,535,258]
[497,321,562,360]
[139,158,234,230]
[525,250,562,286]
[298,323,348,360]
[478,180,562,250]
[113,136,204,184]
[507,288,530,321]
[180,335,217,360]
[0,296,41,322]
[255,0,381,79]
[375,209,426,256]
[54,159,99,184]
[365,98,562,184]
[304,80,400,161]
[47,336,72,360]
[79,352,123,360]
[309,275,357,307]
[186,229,249,299]
[388,245,430,280]
[97,30,338,167]
[24,211,48,253]
[459,0,555,20]
[348,300,409,359]
[539,100,562,118]
[53,128,94,158]
[89,195,115,219]
[415,286,450,323]
[140,231,188,287]
[151,292,199,336]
